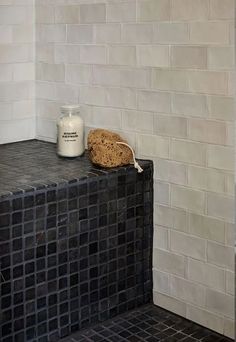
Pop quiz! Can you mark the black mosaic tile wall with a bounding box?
[0,140,153,342]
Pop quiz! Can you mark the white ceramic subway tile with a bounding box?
[122,24,153,44]
[170,230,206,259]
[107,1,136,22]
[79,3,106,23]
[80,45,107,65]
[171,139,206,166]
[189,212,225,243]
[153,23,189,44]
[187,306,224,335]
[153,248,186,277]
[95,24,121,43]
[67,25,93,43]
[153,226,169,250]
[137,0,171,21]
[138,90,171,113]
[209,0,234,19]
[108,46,136,66]
[172,93,208,118]
[153,269,170,294]
[137,45,169,67]
[171,0,208,21]
[155,204,188,232]
[137,134,169,158]
[207,241,234,270]
[170,276,206,306]
[188,259,225,291]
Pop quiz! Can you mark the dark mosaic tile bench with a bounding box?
[0,140,153,342]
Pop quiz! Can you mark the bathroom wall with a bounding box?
[35,0,235,338]
[0,0,35,144]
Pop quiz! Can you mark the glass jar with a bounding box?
[57,105,84,157]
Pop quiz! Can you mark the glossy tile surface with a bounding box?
[61,304,233,342]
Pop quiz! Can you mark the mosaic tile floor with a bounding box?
[60,304,233,342]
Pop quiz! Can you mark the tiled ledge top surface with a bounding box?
[0,140,151,199]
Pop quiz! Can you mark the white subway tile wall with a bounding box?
[0,1,35,143]
[0,0,233,338]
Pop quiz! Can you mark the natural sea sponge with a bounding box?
[87,129,133,168]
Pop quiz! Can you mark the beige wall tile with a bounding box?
[207,145,234,171]
[80,3,106,23]
[172,185,205,214]
[153,225,169,250]
[37,63,65,82]
[155,204,188,232]
[67,24,93,44]
[155,159,187,185]
[95,24,121,44]
[80,86,107,107]
[121,68,150,89]
[170,276,206,306]
[92,66,120,87]
[190,22,230,44]
[153,248,186,276]
[188,166,225,194]
[153,269,170,294]
[187,306,224,335]
[154,23,189,44]
[171,0,208,20]
[226,271,234,295]
[122,110,153,133]
[208,47,234,71]
[170,230,206,259]
[36,6,54,24]
[54,44,80,64]
[188,259,225,291]
[152,69,189,92]
[154,180,170,205]
[207,241,234,270]
[224,319,235,339]
[171,46,207,69]
[206,289,234,318]
[189,213,225,243]
[188,71,228,95]
[172,93,208,118]
[109,46,136,66]
[80,45,106,65]
[207,193,234,221]
[171,139,206,166]
[189,118,227,145]
[106,87,136,109]
[137,0,170,21]
[137,134,169,158]
[66,64,92,84]
[37,24,66,43]
[153,292,187,316]
[138,45,169,67]
[154,115,187,138]
[225,223,235,247]
[91,106,122,129]
[122,24,153,43]
[138,90,171,113]
[107,2,136,22]
[54,5,79,24]
[209,0,234,19]
[207,96,234,121]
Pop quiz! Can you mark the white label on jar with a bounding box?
[62,131,79,142]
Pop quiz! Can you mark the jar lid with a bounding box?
[61,104,80,114]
